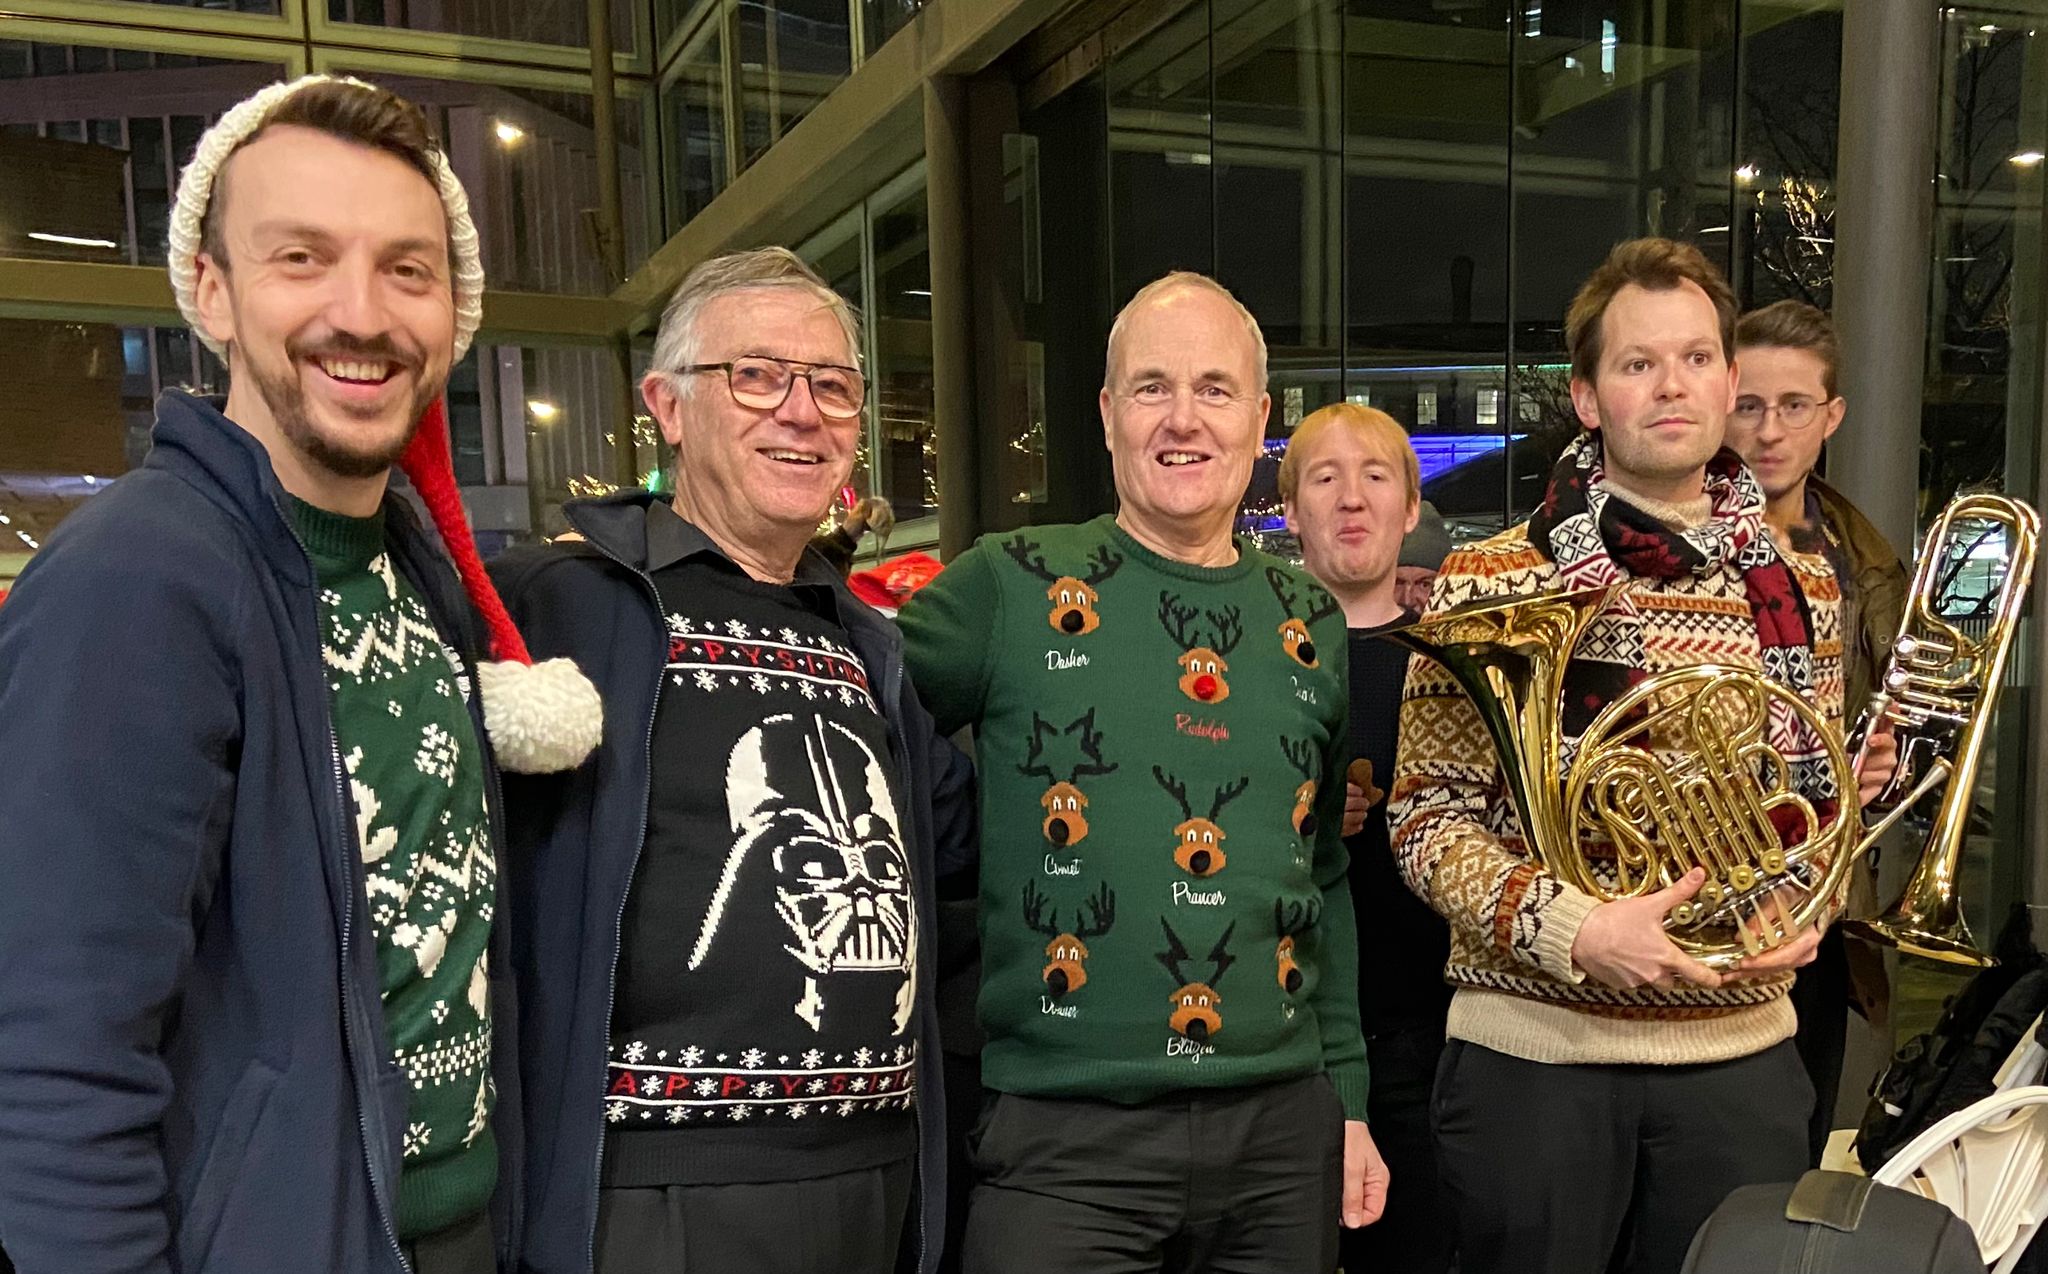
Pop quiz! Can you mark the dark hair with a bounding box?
[1564,237,1739,384]
[200,79,444,269]
[1735,300,1840,397]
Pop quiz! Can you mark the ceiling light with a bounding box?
[2010,150,2045,166]
[494,120,526,145]
[1735,163,1760,182]
[28,231,118,249]
[528,400,560,421]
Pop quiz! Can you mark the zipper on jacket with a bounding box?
[875,649,930,1274]
[572,529,666,1274]
[275,501,410,1271]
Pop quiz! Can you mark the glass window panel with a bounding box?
[1109,0,1214,303]
[1213,0,1346,556]
[1733,3,1843,309]
[1340,1,1513,542]
[872,173,936,522]
[327,0,639,56]
[0,41,284,266]
[660,25,728,235]
[1504,0,1739,523]
[1891,4,2048,1044]
[864,0,920,57]
[501,343,636,537]
[332,70,652,292]
[0,320,222,575]
[738,0,852,167]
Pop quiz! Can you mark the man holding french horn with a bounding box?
[1388,238,1899,1274]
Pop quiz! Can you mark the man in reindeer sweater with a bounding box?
[900,271,1383,1273]
[1389,238,1896,1274]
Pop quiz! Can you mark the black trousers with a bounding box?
[963,1073,1344,1274]
[401,1209,496,1274]
[594,1157,914,1274]
[1338,1024,1452,1274]
[1790,927,1852,1164]
[1433,1039,1812,1274]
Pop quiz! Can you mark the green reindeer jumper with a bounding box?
[899,516,1369,1118]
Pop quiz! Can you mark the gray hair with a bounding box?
[1103,270,1268,393]
[649,246,861,395]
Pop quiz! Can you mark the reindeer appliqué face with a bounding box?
[1158,593,1243,703]
[1274,897,1321,995]
[1003,536,1124,635]
[1023,879,1115,998]
[1018,710,1118,849]
[1152,766,1248,877]
[1265,567,1342,669]
[1159,918,1236,1042]
[1280,735,1320,838]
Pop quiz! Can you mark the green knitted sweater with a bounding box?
[900,516,1369,1119]
[291,498,498,1238]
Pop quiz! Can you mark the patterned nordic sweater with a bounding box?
[899,516,1369,1119]
[1387,515,1844,1066]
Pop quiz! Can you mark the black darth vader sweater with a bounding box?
[602,558,917,1186]
[899,516,1369,1119]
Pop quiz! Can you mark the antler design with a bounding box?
[1022,880,1061,938]
[1153,766,1195,821]
[1280,735,1318,782]
[1274,897,1322,936]
[1157,917,1193,985]
[1302,582,1342,626]
[1205,605,1244,656]
[1080,545,1124,588]
[1204,922,1238,987]
[1158,592,1204,652]
[1067,709,1119,779]
[1074,882,1116,940]
[1018,714,1061,783]
[1207,777,1250,822]
[1266,566,1304,616]
[1001,534,1060,583]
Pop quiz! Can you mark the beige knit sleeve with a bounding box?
[1387,565,1595,984]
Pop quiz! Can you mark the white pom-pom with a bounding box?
[476,657,603,774]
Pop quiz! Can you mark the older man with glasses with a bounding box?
[1727,299,1907,1164]
[488,246,975,1274]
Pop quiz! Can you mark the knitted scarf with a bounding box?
[1528,431,1839,839]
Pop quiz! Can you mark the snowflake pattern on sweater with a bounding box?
[295,499,497,1238]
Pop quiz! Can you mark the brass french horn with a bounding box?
[1386,492,2036,971]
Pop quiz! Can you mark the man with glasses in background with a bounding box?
[1727,299,1907,1164]
[489,246,973,1274]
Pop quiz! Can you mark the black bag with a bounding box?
[1858,904,2048,1175]
[1682,1170,1984,1273]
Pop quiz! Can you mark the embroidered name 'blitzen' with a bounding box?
[604,1039,916,1125]
[664,615,875,707]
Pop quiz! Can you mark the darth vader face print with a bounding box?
[688,712,917,1035]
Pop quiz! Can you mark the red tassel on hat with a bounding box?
[398,399,602,773]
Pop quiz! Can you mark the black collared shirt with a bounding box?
[604,501,918,1186]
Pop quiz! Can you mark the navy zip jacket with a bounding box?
[488,490,974,1274]
[0,391,523,1274]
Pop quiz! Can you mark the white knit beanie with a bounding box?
[167,73,486,364]
[168,75,601,774]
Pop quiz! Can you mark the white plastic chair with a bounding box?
[1873,1083,2048,1272]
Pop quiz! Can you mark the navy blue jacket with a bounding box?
[488,491,973,1274]
[0,392,522,1273]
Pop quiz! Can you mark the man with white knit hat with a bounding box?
[0,75,598,1274]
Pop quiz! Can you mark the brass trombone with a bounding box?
[1843,494,2040,967]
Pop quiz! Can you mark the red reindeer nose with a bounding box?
[1192,673,1219,700]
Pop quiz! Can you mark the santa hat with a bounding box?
[168,74,601,773]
